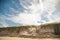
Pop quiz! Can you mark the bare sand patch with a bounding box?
[0,37,60,40]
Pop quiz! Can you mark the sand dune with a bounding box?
[0,23,60,38]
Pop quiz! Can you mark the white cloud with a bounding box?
[0,16,8,27]
[6,0,60,25]
[11,13,40,25]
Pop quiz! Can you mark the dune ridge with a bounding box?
[0,23,60,38]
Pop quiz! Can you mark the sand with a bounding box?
[0,37,60,40]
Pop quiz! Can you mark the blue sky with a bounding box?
[0,0,24,27]
[0,0,60,27]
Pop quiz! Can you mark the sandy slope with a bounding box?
[0,37,60,40]
[0,23,60,38]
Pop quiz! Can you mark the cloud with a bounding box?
[0,16,8,27]
[6,0,60,25]
[11,13,40,25]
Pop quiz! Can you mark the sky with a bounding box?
[0,0,60,27]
